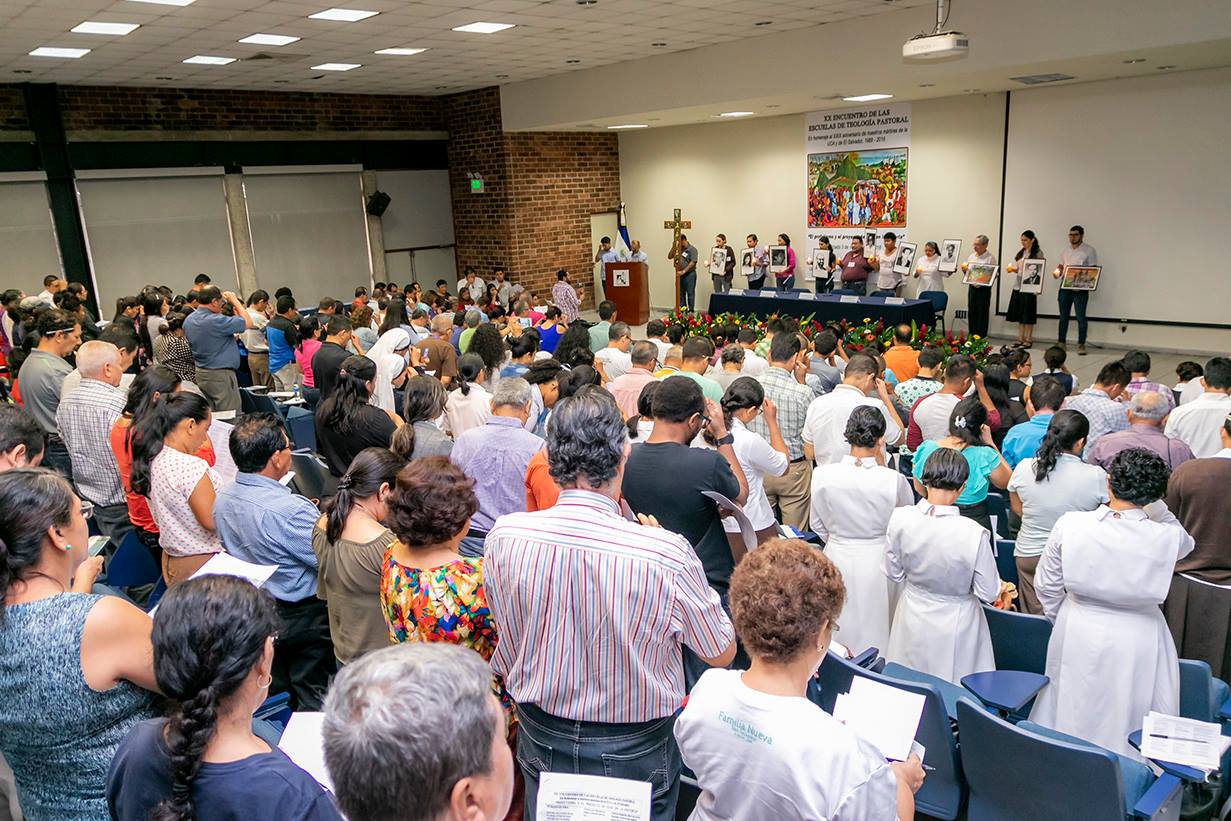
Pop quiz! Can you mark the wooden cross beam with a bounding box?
[664,208,692,311]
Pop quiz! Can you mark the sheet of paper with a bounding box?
[279,471,295,486]
[147,553,277,617]
[537,773,650,821]
[832,676,925,762]
[839,295,861,303]
[728,288,745,296]
[702,490,757,552]
[207,418,237,485]
[278,712,334,793]
[213,409,237,421]
[1140,711,1226,771]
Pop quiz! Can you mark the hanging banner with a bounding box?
[805,103,911,262]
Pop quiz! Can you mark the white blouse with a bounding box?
[914,253,945,295]
[723,420,788,532]
[442,383,491,439]
[809,455,914,541]
[149,446,223,557]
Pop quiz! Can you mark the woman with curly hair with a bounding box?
[107,575,340,820]
[1029,447,1195,756]
[467,322,508,385]
[676,538,924,820]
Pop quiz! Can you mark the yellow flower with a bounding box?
[863,317,871,323]
[972,334,981,340]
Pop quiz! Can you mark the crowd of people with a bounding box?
[0,267,1228,821]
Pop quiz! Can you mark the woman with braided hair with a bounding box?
[107,574,341,820]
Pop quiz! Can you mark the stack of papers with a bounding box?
[833,676,925,762]
[537,773,649,821]
[147,554,278,617]
[1140,712,1231,771]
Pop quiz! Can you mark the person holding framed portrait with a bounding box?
[771,233,797,292]
[1053,225,1098,355]
[1006,230,1043,348]
[809,236,838,294]
[963,234,997,337]
[913,241,945,296]
[870,232,903,297]
[744,234,769,290]
[709,234,737,296]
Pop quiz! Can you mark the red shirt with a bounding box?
[840,250,874,283]
[109,418,215,533]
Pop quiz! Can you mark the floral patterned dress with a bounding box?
[380,550,512,713]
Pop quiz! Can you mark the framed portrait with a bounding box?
[892,242,918,277]
[1018,258,1046,294]
[1060,265,1102,291]
[741,249,756,277]
[864,231,877,252]
[708,246,726,276]
[962,263,999,288]
[768,245,789,274]
[612,269,630,288]
[939,239,961,273]
[812,249,834,281]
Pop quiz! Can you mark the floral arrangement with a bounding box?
[661,308,991,366]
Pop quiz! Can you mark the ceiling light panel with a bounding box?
[183,54,236,64]
[374,47,428,55]
[843,93,893,102]
[71,21,141,35]
[238,33,300,46]
[124,0,196,6]
[311,62,360,71]
[309,8,379,22]
[29,47,91,58]
[452,22,516,34]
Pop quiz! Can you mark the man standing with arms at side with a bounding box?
[1054,225,1097,355]
[243,290,272,388]
[310,315,354,400]
[964,234,997,338]
[183,286,252,413]
[485,388,735,821]
[17,307,82,479]
[750,333,815,531]
[672,234,699,312]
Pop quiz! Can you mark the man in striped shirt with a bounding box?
[550,268,584,323]
[484,387,736,821]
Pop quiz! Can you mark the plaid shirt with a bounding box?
[750,366,812,460]
[1124,378,1176,413]
[1063,387,1129,456]
[552,280,582,323]
[56,378,127,506]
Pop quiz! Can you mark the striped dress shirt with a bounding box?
[483,490,734,723]
[551,281,582,323]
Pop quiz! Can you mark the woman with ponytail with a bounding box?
[705,377,789,549]
[314,355,402,477]
[313,448,405,664]
[1007,409,1108,614]
[443,352,490,438]
[130,392,222,584]
[911,395,1011,532]
[0,468,158,820]
[107,575,341,820]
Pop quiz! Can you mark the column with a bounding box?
[361,170,387,286]
[223,172,259,297]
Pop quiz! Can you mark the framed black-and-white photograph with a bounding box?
[812,250,834,281]
[892,242,917,277]
[768,245,789,274]
[939,239,961,273]
[741,249,755,277]
[864,231,877,252]
[613,268,630,288]
[708,246,726,276]
[1018,258,1046,294]
[1059,265,1102,291]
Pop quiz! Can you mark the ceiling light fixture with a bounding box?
[495,73,509,78]
[311,62,360,71]
[183,54,236,64]
[718,111,754,117]
[309,8,378,22]
[963,88,981,93]
[29,47,90,58]
[576,0,598,5]
[12,69,33,74]
[842,93,892,102]
[566,58,580,64]
[72,21,141,35]
[452,22,515,34]
[607,124,648,130]
[652,41,667,47]
[125,0,195,5]
[238,33,300,46]
[1122,58,1145,64]
[374,47,427,55]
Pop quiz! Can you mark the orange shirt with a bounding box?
[883,345,920,383]
[524,448,560,512]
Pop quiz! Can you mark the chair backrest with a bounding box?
[982,604,1051,675]
[290,450,335,501]
[815,652,966,819]
[242,388,283,417]
[985,494,1010,539]
[105,530,161,589]
[240,387,260,414]
[284,406,316,452]
[957,699,1128,821]
[832,288,859,296]
[993,539,1019,588]
[1179,659,1219,722]
[919,290,949,312]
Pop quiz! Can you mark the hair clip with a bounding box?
[955,415,968,428]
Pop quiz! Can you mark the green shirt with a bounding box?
[662,369,724,402]
[588,321,611,353]
[459,327,477,353]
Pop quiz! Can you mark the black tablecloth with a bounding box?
[708,291,934,327]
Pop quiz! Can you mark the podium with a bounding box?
[602,262,649,326]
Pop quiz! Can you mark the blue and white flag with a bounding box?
[617,202,632,253]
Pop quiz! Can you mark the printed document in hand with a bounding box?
[278,712,333,792]
[701,491,757,552]
[1140,711,1230,771]
[832,676,925,762]
[536,773,650,821]
[147,554,277,617]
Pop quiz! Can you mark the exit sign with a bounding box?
[470,176,484,193]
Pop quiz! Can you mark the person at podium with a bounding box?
[621,239,648,263]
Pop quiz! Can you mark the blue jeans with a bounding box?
[843,279,868,295]
[516,703,681,821]
[775,275,795,292]
[1057,289,1089,344]
[679,272,696,311]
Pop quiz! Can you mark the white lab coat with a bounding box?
[810,456,914,653]
[1029,503,1195,757]
[885,501,1000,684]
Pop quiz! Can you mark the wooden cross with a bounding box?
[664,208,692,310]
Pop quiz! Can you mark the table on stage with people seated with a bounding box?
[708,289,935,327]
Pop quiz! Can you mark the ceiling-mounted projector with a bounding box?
[903,32,969,62]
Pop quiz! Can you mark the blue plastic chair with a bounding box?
[985,494,1010,539]
[957,700,1181,821]
[831,288,860,297]
[146,577,167,612]
[919,290,949,332]
[982,604,1051,675]
[105,531,161,589]
[815,652,969,819]
[284,406,315,452]
[993,539,1019,588]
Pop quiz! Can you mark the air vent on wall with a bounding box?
[1009,73,1075,85]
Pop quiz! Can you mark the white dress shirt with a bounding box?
[722,420,788,532]
[914,253,944,295]
[802,385,901,464]
[1059,242,1098,268]
[739,349,769,377]
[1164,392,1231,458]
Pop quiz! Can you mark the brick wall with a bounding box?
[507,131,620,305]
[0,86,29,131]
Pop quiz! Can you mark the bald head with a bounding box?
[1128,391,1170,425]
[76,341,123,386]
[430,314,452,335]
[662,345,683,368]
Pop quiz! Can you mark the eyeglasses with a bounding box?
[79,500,94,520]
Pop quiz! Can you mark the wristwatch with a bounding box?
[714,433,735,447]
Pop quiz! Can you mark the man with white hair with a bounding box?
[1085,390,1194,471]
[55,340,132,539]
[450,377,544,556]
[323,643,514,821]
